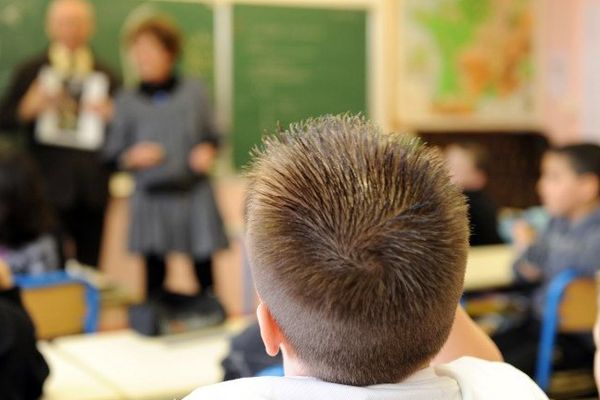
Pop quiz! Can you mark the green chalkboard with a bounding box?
[0,0,49,93]
[0,0,214,94]
[232,4,367,169]
[90,0,214,90]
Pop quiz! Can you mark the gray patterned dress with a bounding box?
[104,78,228,259]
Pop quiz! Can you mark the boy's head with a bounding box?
[245,115,469,386]
[538,144,600,218]
[444,142,490,191]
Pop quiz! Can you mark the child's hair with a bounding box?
[245,115,469,386]
[548,144,600,183]
[0,147,54,248]
[125,15,182,58]
[450,142,491,175]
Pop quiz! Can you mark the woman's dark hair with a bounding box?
[125,15,182,58]
[0,147,54,248]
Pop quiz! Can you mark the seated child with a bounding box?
[495,144,600,375]
[445,142,502,246]
[185,115,546,399]
[0,147,61,275]
[0,259,49,399]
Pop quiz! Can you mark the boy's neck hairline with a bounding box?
[281,350,434,385]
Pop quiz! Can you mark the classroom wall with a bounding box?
[541,0,600,145]
[8,0,599,144]
[3,0,599,314]
[0,0,393,160]
[395,0,540,132]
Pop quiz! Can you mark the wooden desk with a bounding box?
[464,245,515,291]
[39,342,121,400]
[52,319,250,400]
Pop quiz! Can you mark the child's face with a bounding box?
[129,33,174,83]
[538,152,586,217]
[445,146,485,191]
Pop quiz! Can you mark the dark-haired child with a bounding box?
[0,147,60,275]
[495,144,600,375]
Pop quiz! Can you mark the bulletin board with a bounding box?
[396,0,541,131]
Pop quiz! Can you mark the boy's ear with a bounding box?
[257,302,285,357]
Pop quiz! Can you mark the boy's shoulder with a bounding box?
[434,356,547,399]
[184,357,547,400]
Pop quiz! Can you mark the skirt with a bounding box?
[129,181,229,259]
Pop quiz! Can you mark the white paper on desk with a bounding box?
[36,66,108,151]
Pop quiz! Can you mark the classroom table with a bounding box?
[51,318,250,400]
[39,341,122,400]
[464,244,515,291]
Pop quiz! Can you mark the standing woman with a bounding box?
[105,16,228,302]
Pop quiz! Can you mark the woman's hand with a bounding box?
[188,143,216,175]
[83,99,115,122]
[122,142,165,170]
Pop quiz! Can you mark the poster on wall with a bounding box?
[398,0,539,130]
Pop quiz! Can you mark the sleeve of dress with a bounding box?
[103,91,133,168]
[195,81,221,148]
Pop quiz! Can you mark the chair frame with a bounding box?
[13,270,100,333]
[535,268,593,391]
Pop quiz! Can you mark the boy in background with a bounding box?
[185,115,546,399]
[496,144,600,375]
[445,143,502,246]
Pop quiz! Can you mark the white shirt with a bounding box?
[184,357,547,400]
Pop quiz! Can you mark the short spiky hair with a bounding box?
[245,114,469,386]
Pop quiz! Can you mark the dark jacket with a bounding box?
[0,287,49,400]
[0,52,119,210]
[465,190,502,246]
